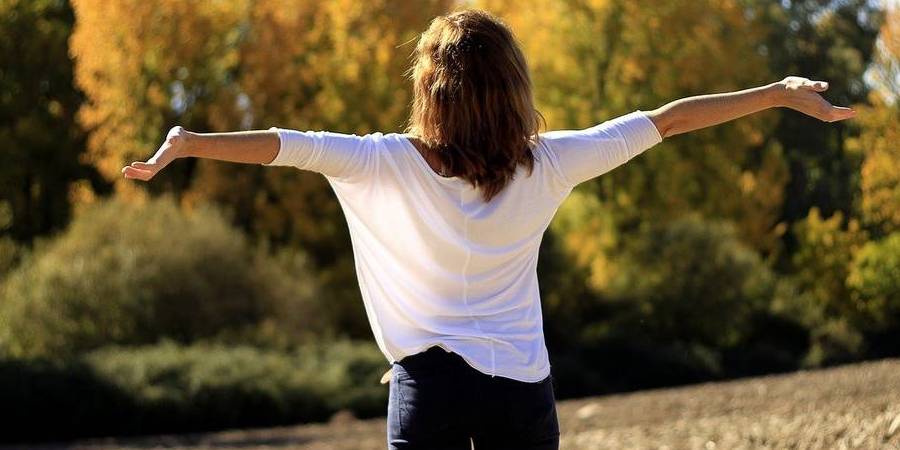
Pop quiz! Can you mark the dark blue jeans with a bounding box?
[387,346,560,449]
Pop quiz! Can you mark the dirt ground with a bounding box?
[16,358,900,450]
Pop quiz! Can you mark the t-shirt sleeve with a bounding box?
[540,110,662,189]
[261,127,376,183]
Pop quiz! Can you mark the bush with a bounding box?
[0,340,388,443]
[847,232,900,327]
[788,207,868,326]
[847,232,900,358]
[0,235,18,283]
[0,200,21,284]
[608,214,776,349]
[770,209,874,366]
[721,311,810,376]
[544,215,785,398]
[0,195,321,358]
[549,333,723,398]
[0,357,133,441]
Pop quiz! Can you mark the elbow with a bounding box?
[647,110,677,139]
[658,121,676,139]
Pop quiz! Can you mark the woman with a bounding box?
[122,8,855,450]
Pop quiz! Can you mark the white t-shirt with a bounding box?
[263,111,662,382]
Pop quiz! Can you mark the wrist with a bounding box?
[178,130,199,158]
[763,80,788,108]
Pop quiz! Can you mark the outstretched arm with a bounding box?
[645,76,856,139]
[122,127,280,181]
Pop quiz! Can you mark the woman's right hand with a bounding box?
[121,126,190,181]
[774,76,856,122]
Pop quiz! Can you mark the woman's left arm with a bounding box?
[645,76,856,139]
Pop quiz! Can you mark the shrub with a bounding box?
[549,333,723,398]
[0,200,21,285]
[544,215,784,398]
[788,207,868,324]
[721,311,810,376]
[0,195,321,358]
[847,232,900,327]
[0,339,388,443]
[0,357,134,441]
[769,208,872,366]
[608,214,776,349]
[846,231,900,359]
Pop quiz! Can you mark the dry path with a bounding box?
[14,358,900,449]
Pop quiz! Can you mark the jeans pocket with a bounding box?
[396,370,457,438]
[508,375,560,440]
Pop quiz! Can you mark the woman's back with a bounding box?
[263,109,662,382]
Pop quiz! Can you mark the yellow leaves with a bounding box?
[71,0,451,189]
[239,0,451,133]
[550,190,619,293]
[796,208,864,250]
[790,207,869,323]
[619,59,645,85]
[846,232,900,326]
[71,0,250,186]
[877,6,900,94]
[739,171,757,194]
[885,6,900,52]
[68,0,456,256]
[843,94,900,233]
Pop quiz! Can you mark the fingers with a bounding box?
[812,98,855,122]
[121,165,155,181]
[123,158,167,181]
[802,91,855,122]
[826,105,856,122]
[130,161,156,170]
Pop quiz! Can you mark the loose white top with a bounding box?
[264,111,662,382]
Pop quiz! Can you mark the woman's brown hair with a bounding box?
[405,9,545,203]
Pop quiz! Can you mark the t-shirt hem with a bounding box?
[395,342,551,384]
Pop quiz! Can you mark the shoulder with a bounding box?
[379,132,417,153]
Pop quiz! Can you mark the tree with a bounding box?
[849,6,900,235]
[480,0,789,259]
[749,0,883,235]
[849,96,900,235]
[867,5,899,102]
[70,0,250,194]
[0,0,101,244]
[70,0,454,339]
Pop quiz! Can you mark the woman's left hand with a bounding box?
[121,126,189,181]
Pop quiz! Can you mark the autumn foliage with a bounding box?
[0,0,897,441]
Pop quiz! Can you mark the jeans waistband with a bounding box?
[397,345,466,371]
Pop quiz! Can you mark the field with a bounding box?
[15,358,900,450]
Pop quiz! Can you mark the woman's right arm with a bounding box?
[121,127,280,181]
[645,76,856,139]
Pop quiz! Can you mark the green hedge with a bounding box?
[0,340,388,443]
